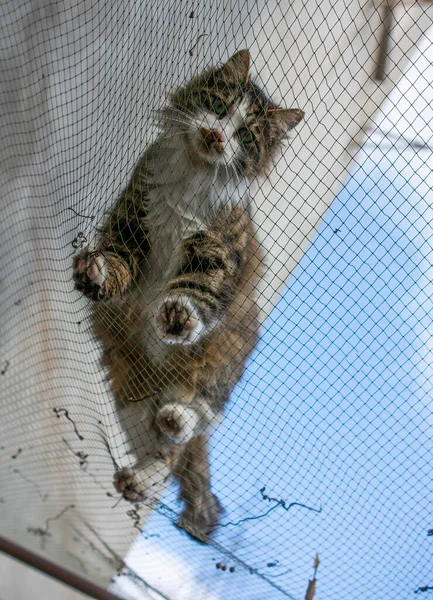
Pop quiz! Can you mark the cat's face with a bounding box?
[164,50,304,178]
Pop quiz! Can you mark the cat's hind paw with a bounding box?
[155,296,204,344]
[177,490,222,543]
[113,458,170,503]
[73,247,107,301]
[155,404,199,445]
[114,468,148,502]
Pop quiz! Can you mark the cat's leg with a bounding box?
[73,248,136,300]
[155,207,252,344]
[111,402,173,503]
[173,434,222,542]
[73,177,148,300]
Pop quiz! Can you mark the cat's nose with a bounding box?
[200,128,225,152]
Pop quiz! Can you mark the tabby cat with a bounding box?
[73,50,304,541]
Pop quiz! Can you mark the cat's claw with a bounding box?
[155,296,204,344]
[73,247,107,300]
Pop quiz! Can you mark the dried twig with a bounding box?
[72,232,87,249]
[305,554,320,600]
[101,437,119,471]
[12,468,48,502]
[53,407,84,440]
[313,554,320,575]
[62,437,89,470]
[260,487,322,515]
[264,560,291,579]
[126,505,142,530]
[188,34,209,56]
[305,578,316,600]
[218,486,321,529]
[68,207,95,221]
[28,504,75,538]
[129,388,162,403]
[266,569,292,579]
[1,360,10,375]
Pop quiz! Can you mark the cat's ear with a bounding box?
[220,50,250,85]
[269,108,305,131]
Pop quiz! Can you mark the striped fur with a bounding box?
[73,50,303,540]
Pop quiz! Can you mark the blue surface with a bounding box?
[126,147,433,600]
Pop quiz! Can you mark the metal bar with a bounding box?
[0,535,121,600]
[374,4,394,81]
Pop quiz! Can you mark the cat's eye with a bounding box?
[237,127,255,144]
[211,98,227,117]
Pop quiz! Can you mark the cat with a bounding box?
[73,49,304,541]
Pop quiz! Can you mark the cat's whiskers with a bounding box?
[223,162,233,187]
[230,156,243,183]
[164,105,196,124]
[225,161,241,193]
[232,156,243,179]
[170,103,197,121]
[154,108,193,134]
[154,105,194,121]
[157,127,194,149]
[159,131,188,142]
[162,117,191,131]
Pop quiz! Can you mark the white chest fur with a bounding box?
[135,143,248,361]
[141,144,248,294]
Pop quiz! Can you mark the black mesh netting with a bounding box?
[1,1,433,599]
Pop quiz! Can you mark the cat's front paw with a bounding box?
[155,404,199,445]
[73,247,107,300]
[155,296,204,344]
